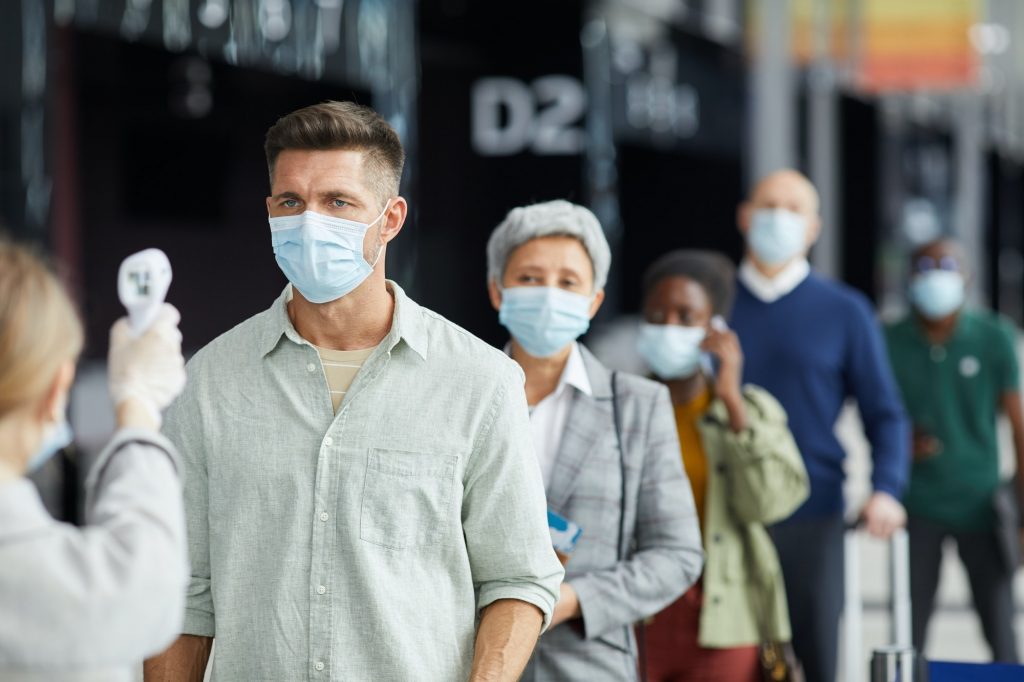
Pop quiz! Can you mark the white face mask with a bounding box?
[909,270,965,320]
[26,400,73,474]
[269,203,390,304]
[636,323,707,380]
[747,208,808,266]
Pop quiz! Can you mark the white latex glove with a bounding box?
[108,303,187,428]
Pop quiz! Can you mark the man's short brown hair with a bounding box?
[264,101,405,204]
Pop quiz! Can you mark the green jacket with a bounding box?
[694,385,809,648]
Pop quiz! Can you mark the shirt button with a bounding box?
[314,661,325,671]
[317,585,327,595]
[323,436,334,447]
[307,362,317,372]
[319,512,329,522]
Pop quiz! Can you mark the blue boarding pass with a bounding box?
[548,509,583,556]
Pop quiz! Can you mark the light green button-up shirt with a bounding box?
[164,282,563,681]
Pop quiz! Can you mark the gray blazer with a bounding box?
[523,345,704,681]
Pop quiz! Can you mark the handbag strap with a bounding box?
[610,371,626,563]
[610,372,649,682]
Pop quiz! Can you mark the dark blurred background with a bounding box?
[6,1,1023,352]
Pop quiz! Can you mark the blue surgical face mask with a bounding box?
[910,270,965,320]
[26,419,73,474]
[499,286,593,359]
[269,203,390,304]
[748,208,808,266]
[637,323,707,380]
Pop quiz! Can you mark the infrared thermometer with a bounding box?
[118,248,172,335]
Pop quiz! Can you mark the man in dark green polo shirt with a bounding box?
[885,238,1024,662]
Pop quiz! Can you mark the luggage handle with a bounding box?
[843,523,912,682]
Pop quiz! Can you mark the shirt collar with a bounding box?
[738,257,811,303]
[562,342,593,397]
[260,281,428,361]
[503,341,593,398]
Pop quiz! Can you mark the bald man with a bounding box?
[885,239,1021,663]
[729,170,910,682]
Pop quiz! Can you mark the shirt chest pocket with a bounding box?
[360,448,458,551]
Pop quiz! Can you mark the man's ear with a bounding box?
[487,279,503,312]
[806,214,823,248]
[379,197,408,245]
[737,201,752,236]
[588,289,606,320]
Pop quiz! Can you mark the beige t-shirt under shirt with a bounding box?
[316,346,376,412]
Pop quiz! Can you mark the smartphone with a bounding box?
[548,509,582,565]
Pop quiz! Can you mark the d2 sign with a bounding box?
[471,75,587,156]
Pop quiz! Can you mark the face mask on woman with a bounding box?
[26,415,73,473]
[499,286,593,358]
[637,323,707,380]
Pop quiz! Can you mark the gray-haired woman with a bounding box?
[485,200,704,680]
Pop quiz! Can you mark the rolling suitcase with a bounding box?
[842,525,927,681]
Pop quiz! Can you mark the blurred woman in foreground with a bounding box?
[0,238,188,680]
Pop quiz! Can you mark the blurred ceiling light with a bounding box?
[580,18,607,50]
[612,42,644,73]
[969,23,1011,55]
[121,0,153,38]
[163,0,192,50]
[902,198,941,245]
[702,13,739,44]
[259,0,292,42]
[54,0,75,25]
[318,0,344,53]
[600,4,664,46]
[170,57,214,119]
[198,0,229,29]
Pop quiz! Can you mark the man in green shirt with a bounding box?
[885,238,1024,662]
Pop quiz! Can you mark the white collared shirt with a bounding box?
[738,257,811,303]
[526,342,592,487]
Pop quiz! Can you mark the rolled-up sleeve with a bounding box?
[461,364,564,630]
[163,364,215,638]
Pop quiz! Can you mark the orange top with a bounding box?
[673,387,713,532]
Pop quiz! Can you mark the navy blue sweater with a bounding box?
[730,273,910,519]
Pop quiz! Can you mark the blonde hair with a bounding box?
[0,238,84,418]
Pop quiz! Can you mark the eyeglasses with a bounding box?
[913,255,960,274]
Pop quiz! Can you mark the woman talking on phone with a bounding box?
[637,250,809,682]
[485,201,703,680]
[0,238,188,680]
